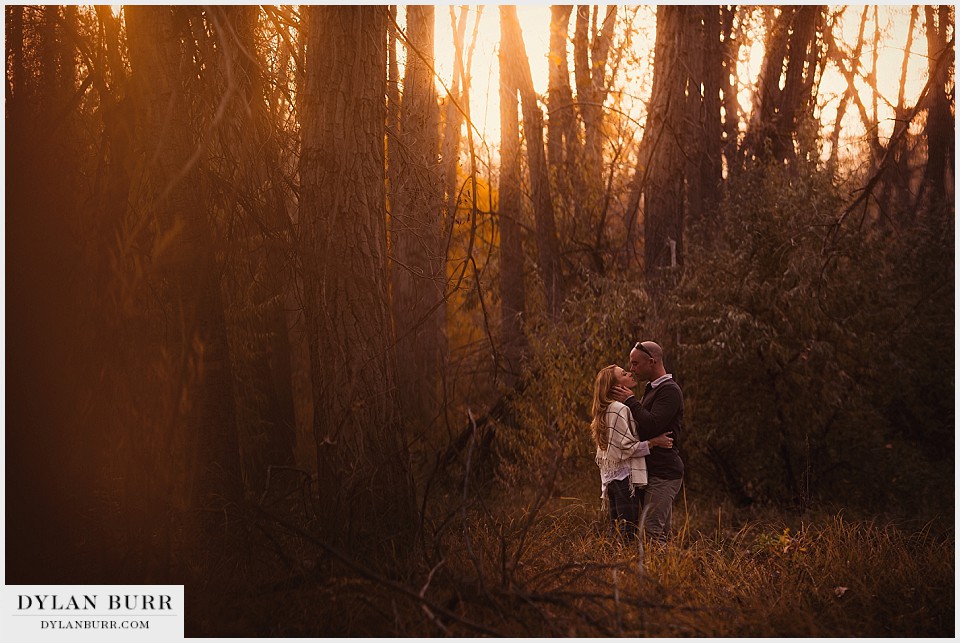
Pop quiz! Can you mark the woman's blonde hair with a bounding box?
[590,365,618,450]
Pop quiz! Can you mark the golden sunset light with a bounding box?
[6,5,953,638]
[426,6,933,164]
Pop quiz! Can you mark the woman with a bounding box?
[591,365,673,539]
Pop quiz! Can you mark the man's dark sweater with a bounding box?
[623,378,685,480]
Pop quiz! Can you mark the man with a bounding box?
[611,341,684,543]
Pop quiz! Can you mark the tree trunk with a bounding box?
[636,5,690,290]
[391,5,445,431]
[500,5,564,317]
[775,5,820,161]
[720,6,740,174]
[922,5,954,207]
[212,5,297,496]
[126,5,243,532]
[827,7,869,175]
[299,5,416,550]
[887,6,919,221]
[547,5,576,192]
[499,14,527,384]
[699,5,724,229]
[745,7,791,160]
[387,5,400,208]
[571,5,617,269]
[745,6,823,163]
[578,6,616,186]
[683,8,705,233]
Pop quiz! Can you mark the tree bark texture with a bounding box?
[922,5,954,206]
[636,5,691,289]
[699,5,724,227]
[745,6,823,163]
[391,5,445,430]
[547,5,577,180]
[210,5,298,496]
[720,6,740,173]
[299,5,415,548]
[499,14,527,383]
[500,5,564,317]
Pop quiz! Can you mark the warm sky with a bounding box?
[422,5,933,165]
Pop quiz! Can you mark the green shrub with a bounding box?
[665,159,953,516]
[498,274,652,488]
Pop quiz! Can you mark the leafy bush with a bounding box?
[664,159,953,516]
[497,274,653,488]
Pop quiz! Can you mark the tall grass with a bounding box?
[187,463,954,637]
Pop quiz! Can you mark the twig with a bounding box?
[613,569,623,636]
[418,558,449,634]
[254,506,502,636]
[507,434,565,585]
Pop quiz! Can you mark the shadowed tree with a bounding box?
[697,5,725,233]
[547,4,577,189]
[207,5,298,497]
[441,5,471,244]
[499,11,527,384]
[390,5,445,432]
[721,6,741,173]
[125,5,244,535]
[500,5,564,317]
[632,5,691,290]
[921,5,955,208]
[573,6,617,208]
[299,4,416,550]
[745,6,824,163]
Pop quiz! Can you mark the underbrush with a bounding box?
[186,459,954,637]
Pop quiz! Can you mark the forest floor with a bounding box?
[187,456,954,637]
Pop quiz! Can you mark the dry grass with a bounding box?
[187,463,954,637]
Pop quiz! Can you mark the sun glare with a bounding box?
[427,5,930,166]
[432,6,552,152]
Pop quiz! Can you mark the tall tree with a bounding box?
[826,7,871,175]
[921,5,954,207]
[745,6,824,163]
[633,5,691,288]
[547,4,577,183]
[569,5,618,271]
[720,6,741,173]
[500,5,564,317]
[573,5,617,198]
[299,5,416,548]
[698,5,725,231]
[125,5,243,533]
[208,5,298,495]
[682,7,706,234]
[499,12,527,383]
[390,6,445,431]
[441,6,470,237]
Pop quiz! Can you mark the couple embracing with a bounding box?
[591,341,684,543]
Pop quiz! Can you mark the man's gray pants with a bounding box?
[642,476,683,542]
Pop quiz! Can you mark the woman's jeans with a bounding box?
[606,477,639,539]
